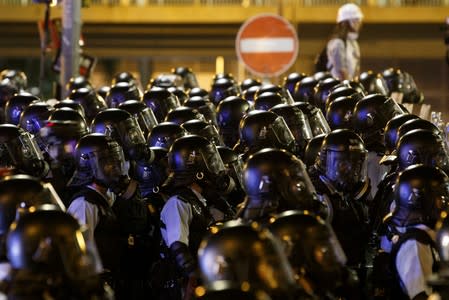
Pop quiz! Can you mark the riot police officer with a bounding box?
[216,96,251,148]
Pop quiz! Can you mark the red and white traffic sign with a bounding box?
[236,14,299,77]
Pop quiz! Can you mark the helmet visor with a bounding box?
[138,107,158,133]
[92,143,128,182]
[200,143,226,175]
[117,117,146,146]
[325,150,367,187]
[270,116,295,148]
[199,124,224,146]
[308,108,331,136]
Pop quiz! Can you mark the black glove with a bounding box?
[169,241,197,277]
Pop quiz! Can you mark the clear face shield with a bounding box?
[200,143,226,175]
[282,160,318,208]
[307,107,331,136]
[325,149,368,190]
[91,144,128,185]
[228,155,245,191]
[137,107,158,134]
[310,225,347,272]
[3,131,45,173]
[199,124,225,146]
[270,116,296,151]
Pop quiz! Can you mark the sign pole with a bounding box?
[60,0,81,98]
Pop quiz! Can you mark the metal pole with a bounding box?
[60,0,81,98]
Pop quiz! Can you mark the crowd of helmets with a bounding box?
[0,64,448,300]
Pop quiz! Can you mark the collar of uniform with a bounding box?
[86,185,114,207]
[190,187,207,207]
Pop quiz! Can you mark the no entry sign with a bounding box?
[236,14,299,77]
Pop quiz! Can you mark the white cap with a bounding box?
[337,3,364,23]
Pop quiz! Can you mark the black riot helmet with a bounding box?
[317,129,368,192]
[270,103,313,157]
[242,148,321,219]
[313,71,333,81]
[254,92,285,111]
[105,81,141,108]
[382,68,423,104]
[383,113,420,155]
[133,146,168,197]
[0,124,47,178]
[0,175,65,239]
[396,129,449,172]
[0,78,18,123]
[149,73,183,90]
[112,71,141,88]
[397,118,442,141]
[189,87,209,99]
[390,164,449,228]
[6,208,102,293]
[283,72,307,96]
[166,134,233,194]
[66,75,93,92]
[68,86,107,123]
[181,119,224,146]
[325,95,359,130]
[294,76,317,103]
[331,79,366,96]
[240,77,262,92]
[96,85,110,101]
[5,92,39,125]
[325,85,362,113]
[356,70,389,96]
[184,95,218,126]
[237,110,296,157]
[313,77,340,113]
[172,66,199,90]
[164,105,205,125]
[75,133,128,188]
[0,69,27,91]
[267,210,348,290]
[293,102,331,137]
[90,108,150,162]
[147,121,186,149]
[48,107,89,134]
[54,99,86,119]
[119,99,158,137]
[241,85,259,104]
[167,86,189,105]
[198,220,298,297]
[19,101,54,135]
[352,94,404,151]
[303,134,326,168]
[216,96,251,148]
[210,77,239,106]
[142,86,180,122]
[217,145,245,193]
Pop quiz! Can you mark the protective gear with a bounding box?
[184,95,218,126]
[337,3,363,23]
[0,78,18,124]
[134,146,168,198]
[313,77,340,113]
[68,86,108,123]
[217,146,245,194]
[325,94,359,130]
[167,86,189,105]
[48,107,89,133]
[389,164,449,227]
[269,103,313,157]
[112,71,141,89]
[67,75,93,92]
[164,105,205,125]
[4,92,39,125]
[317,129,368,192]
[142,86,180,122]
[74,133,128,189]
[97,85,110,101]
[267,210,349,294]
[0,124,48,178]
[293,102,331,136]
[356,71,389,96]
[166,135,234,196]
[303,134,326,168]
[105,81,141,108]
[382,68,424,104]
[325,85,362,113]
[236,110,296,158]
[255,84,294,104]
[241,148,324,220]
[149,73,183,90]
[198,220,299,298]
[381,113,419,162]
[147,121,186,149]
[6,208,109,299]
[397,118,442,141]
[91,108,150,162]
[19,102,53,135]
[294,76,318,103]
[54,99,86,119]
[313,71,334,82]
[189,87,209,99]
[119,99,158,137]
[335,79,367,95]
[0,69,27,91]
[241,85,259,104]
[172,66,199,90]
[210,77,239,106]
[254,92,285,111]
[396,129,449,172]
[181,119,224,146]
[240,77,262,92]
[352,94,404,151]
[216,96,251,148]
[283,72,307,96]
